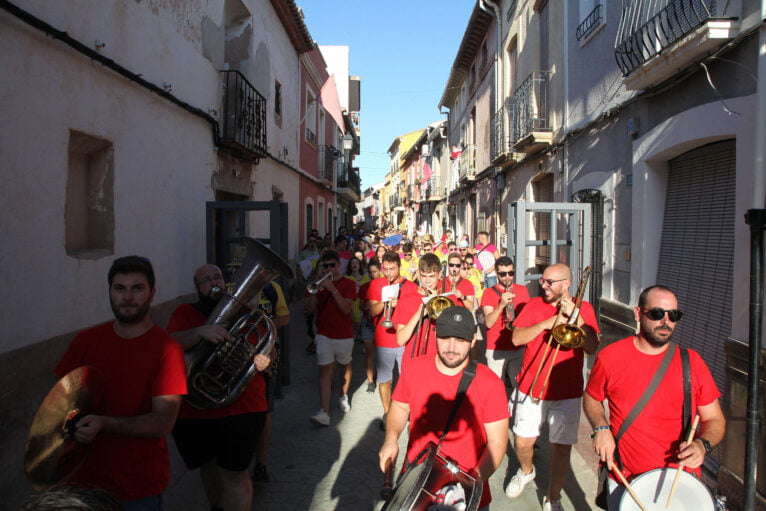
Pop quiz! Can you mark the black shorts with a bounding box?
[172,412,266,471]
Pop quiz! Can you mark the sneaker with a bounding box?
[251,463,270,483]
[505,466,536,498]
[310,409,330,426]
[366,381,376,393]
[542,496,564,511]
[339,394,351,412]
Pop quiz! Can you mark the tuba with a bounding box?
[185,237,295,409]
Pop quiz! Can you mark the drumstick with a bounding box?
[609,461,647,511]
[381,457,394,501]
[666,414,701,508]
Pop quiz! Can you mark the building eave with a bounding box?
[271,0,315,54]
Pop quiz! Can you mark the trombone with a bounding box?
[528,266,592,404]
[307,273,332,294]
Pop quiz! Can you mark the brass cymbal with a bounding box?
[24,366,105,490]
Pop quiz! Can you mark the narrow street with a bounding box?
[165,296,600,510]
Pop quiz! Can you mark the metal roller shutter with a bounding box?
[656,139,735,397]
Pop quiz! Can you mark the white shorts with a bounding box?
[485,349,524,386]
[315,334,354,366]
[511,389,581,445]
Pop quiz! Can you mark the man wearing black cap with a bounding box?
[379,305,509,509]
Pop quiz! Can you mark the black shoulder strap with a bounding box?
[681,347,692,438]
[439,360,478,443]
[614,343,677,467]
[490,285,503,298]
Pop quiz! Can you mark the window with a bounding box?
[305,89,317,145]
[306,202,313,236]
[274,80,282,120]
[66,131,115,258]
[576,1,604,43]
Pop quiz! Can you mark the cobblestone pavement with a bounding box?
[166,299,600,510]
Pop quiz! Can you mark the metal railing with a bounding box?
[576,4,603,41]
[318,145,338,183]
[459,145,477,180]
[337,165,361,194]
[491,97,513,160]
[220,70,267,159]
[615,0,717,75]
[512,71,552,143]
[425,176,444,200]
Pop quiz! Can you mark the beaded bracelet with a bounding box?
[590,425,610,439]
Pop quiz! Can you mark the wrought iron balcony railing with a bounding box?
[459,145,477,181]
[318,145,338,184]
[615,0,717,76]
[512,71,552,143]
[337,166,361,197]
[576,4,603,41]
[491,97,513,161]
[220,70,267,161]
[424,176,444,201]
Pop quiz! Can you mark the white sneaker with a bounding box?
[542,496,564,511]
[505,466,536,498]
[339,394,351,412]
[310,409,330,426]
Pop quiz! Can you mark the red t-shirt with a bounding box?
[480,284,531,350]
[514,297,600,400]
[392,291,438,371]
[55,323,187,501]
[585,337,721,480]
[368,276,418,348]
[312,277,357,339]
[393,356,509,508]
[166,303,268,418]
[439,277,475,309]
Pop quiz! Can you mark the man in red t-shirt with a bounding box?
[505,263,600,510]
[167,263,273,511]
[481,256,530,389]
[305,250,357,426]
[392,253,445,373]
[584,285,726,509]
[55,256,187,508]
[368,252,418,422]
[379,305,509,509]
[442,252,476,311]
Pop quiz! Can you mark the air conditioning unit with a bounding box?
[421,144,430,157]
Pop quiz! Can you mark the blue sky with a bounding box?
[297,0,476,189]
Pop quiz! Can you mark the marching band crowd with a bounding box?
[28,225,726,511]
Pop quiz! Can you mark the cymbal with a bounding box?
[25,366,105,490]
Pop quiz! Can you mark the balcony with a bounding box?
[318,145,338,186]
[393,193,405,211]
[512,71,553,154]
[337,165,361,202]
[459,145,477,182]
[615,0,738,90]
[576,4,603,42]
[424,176,445,201]
[491,97,518,167]
[220,70,267,163]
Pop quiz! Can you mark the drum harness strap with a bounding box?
[438,360,478,445]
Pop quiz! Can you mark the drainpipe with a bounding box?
[743,7,766,511]
[563,1,570,202]
[479,0,503,247]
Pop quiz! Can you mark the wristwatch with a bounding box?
[698,438,713,453]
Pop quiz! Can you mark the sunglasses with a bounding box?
[459,248,468,251]
[403,252,413,256]
[642,307,683,322]
[497,271,515,277]
[448,263,462,268]
[322,262,337,269]
[539,277,566,286]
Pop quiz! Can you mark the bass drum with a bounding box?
[619,468,714,511]
[382,443,482,511]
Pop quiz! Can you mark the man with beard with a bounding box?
[167,263,272,511]
[505,263,600,511]
[55,256,187,510]
[379,305,509,510]
[584,285,725,509]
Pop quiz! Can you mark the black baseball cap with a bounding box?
[435,306,476,340]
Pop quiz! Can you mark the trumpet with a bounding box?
[380,302,394,328]
[528,266,592,404]
[504,285,515,330]
[307,273,332,294]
